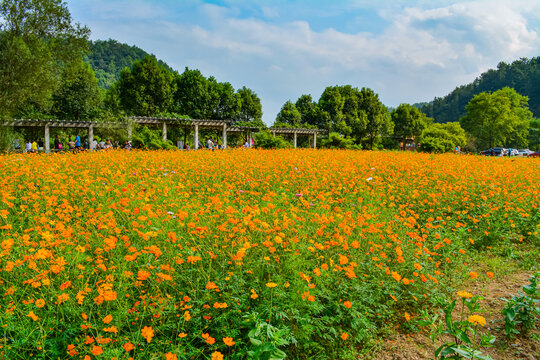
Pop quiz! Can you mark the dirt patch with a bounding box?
[373,271,539,360]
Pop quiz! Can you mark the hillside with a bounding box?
[85,39,173,89]
[418,57,540,123]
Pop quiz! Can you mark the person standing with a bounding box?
[54,135,63,152]
[75,134,81,150]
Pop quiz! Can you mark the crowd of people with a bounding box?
[16,134,253,153]
[18,134,130,153]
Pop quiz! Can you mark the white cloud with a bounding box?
[69,0,540,124]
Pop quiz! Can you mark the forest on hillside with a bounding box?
[85,39,173,89]
[419,57,540,123]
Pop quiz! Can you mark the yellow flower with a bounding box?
[265,282,278,288]
[468,315,486,327]
[457,291,473,299]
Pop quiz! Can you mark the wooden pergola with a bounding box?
[1,117,325,152]
[268,127,325,148]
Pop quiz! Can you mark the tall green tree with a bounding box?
[391,104,432,139]
[295,94,324,128]
[207,78,239,120]
[117,55,174,116]
[459,87,532,149]
[357,87,391,149]
[173,68,210,119]
[51,60,101,120]
[275,100,302,127]
[0,0,90,118]
[235,86,263,126]
[318,86,346,134]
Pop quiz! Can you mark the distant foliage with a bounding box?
[459,87,532,149]
[253,130,292,149]
[132,126,176,150]
[320,132,359,149]
[420,57,540,123]
[85,39,173,89]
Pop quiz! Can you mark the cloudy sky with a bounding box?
[66,0,540,124]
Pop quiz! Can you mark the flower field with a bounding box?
[0,149,538,359]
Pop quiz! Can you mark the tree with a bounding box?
[357,87,392,149]
[207,78,239,120]
[235,87,263,126]
[318,86,345,133]
[51,60,101,120]
[0,0,90,118]
[419,122,467,153]
[117,55,174,116]
[275,101,301,127]
[295,95,325,128]
[459,87,532,149]
[391,104,432,139]
[173,68,210,118]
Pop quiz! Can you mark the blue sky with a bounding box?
[66,0,540,124]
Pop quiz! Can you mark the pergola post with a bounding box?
[162,122,167,142]
[293,132,297,148]
[222,123,227,149]
[249,132,253,148]
[194,123,199,150]
[44,124,50,153]
[127,123,133,140]
[313,132,317,149]
[88,124,94,150]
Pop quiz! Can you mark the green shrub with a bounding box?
[253,130,292,149]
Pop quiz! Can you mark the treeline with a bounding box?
[106,55,264,125]
[272,85,538,152]
[419,57,540,123]
[0,1,263,127]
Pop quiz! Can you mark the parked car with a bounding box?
[480,148,506,157]
[529,151,540,158]
[506,148,519,156]
[517,149,533,157]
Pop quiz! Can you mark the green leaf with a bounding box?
[456,330,472,344]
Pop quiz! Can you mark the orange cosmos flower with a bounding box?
[178,332,187,338]
[27,311,38,321]
[165,352,178,360]
[341,332,349,340]
[469,271,478,279]
[91,346,103,355]
[35,299,45,308]
[265,282,278,288]
[123,342,135,352]
[486,271,494,278]
[404,312,411,321]
[211,352,224,360]
[457,290,473,299]
[468,315,486,326]
[223,337,236,346]
[344,300,352,308]
[141,326,154,343]
[102,314,112,324]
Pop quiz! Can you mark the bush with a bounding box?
[419,136,454,153]
[321,132,359,149]
[132,126,176,150]
[253,130,292,149]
